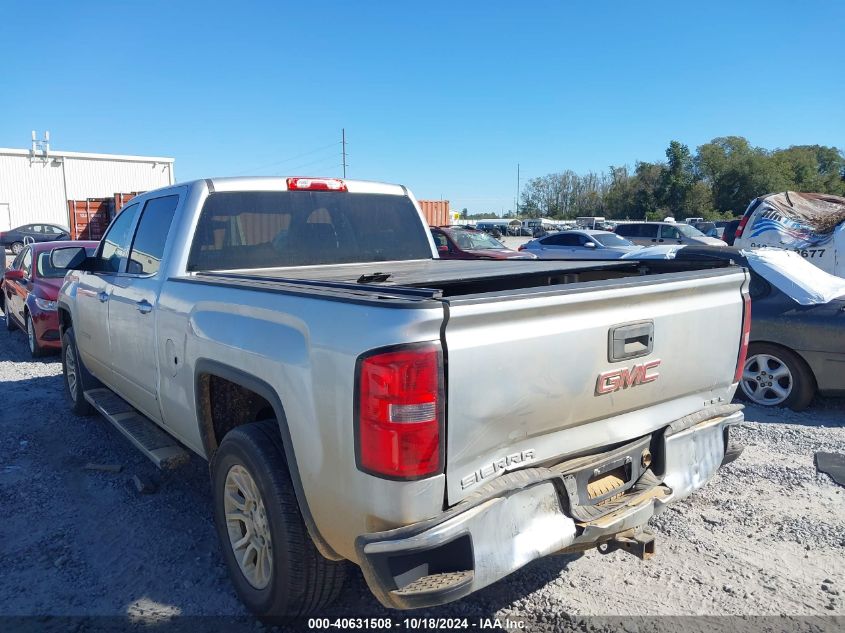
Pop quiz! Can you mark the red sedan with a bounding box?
[430,226,537,260]
[2,240,98,357]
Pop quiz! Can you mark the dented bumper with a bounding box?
[355,406,743,609]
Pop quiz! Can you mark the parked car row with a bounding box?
[2,240,98,356]
[1,223,70,254]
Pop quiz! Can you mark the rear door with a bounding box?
[107,194,179,422]
[442,268,746,504]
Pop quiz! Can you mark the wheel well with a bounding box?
[197,373,277,458]
[58,308,72,335]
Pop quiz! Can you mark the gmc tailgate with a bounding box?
[442,267,747,505]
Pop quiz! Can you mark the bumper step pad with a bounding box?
[83,388,189,470]
[392,571,474,597]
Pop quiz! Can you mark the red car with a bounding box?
[2,240,98,357]
[430,226,537,260]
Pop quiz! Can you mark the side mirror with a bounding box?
[51,246,89,271]
[437,245,449,253]
[4,269,24,281]
[584,242,597,248]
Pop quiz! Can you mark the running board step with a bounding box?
[83,388,189,470]
[391,570,474,597]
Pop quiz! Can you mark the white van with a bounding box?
[733,191,845,278]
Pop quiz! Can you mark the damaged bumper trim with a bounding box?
[355,408,744,610]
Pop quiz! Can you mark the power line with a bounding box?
[231,141,341,175]
[341,128,348,178]
[285,155,344,174]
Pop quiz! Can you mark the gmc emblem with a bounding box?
[596,360,661,395]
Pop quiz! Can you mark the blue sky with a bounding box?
[2,1,843,213]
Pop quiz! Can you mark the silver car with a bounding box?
[519,229,643,259]
[615,222,725,247]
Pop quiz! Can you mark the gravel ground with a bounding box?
[0,318,843,631]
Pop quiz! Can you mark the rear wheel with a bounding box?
[61,326,95,415]
[27,312,45,358]
[212,420,346,619]
[738,343,815,411]
[10,242,23,255]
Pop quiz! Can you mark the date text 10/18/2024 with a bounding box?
[307,617,526,630]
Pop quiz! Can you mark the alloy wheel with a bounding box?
[27,317,35,353]
[740,353,793,405]
[65,341,78,400]
[224,464,273,590]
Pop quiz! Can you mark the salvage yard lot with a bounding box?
[0,325,843,625]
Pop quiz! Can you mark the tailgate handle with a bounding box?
[609,321,654,362]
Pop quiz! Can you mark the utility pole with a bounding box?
[516,163,520,217]
[341,128,347,178]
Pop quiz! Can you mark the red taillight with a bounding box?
[286,177,347,192]
[356,344,444,479]
[734,215,750,239]
[734,290,751,383]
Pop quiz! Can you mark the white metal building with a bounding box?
[0,143,175,231]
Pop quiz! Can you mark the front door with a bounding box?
[75,202,142,380]
[107,194,179,423]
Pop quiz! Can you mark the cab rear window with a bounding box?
[187,191,433,271]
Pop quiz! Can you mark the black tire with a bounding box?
[10,242,23,255]
[61,326,95,415]
[26,312,46,358]
[736,343,816,411]
[212,420,346,619]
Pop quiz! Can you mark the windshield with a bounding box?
[592,233,634,247]
[450,230,505,250]
[676,224,706,237]
[187,191,433,270]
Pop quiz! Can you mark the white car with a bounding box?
[519,230,643,259]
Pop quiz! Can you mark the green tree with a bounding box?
[661,141,694,217]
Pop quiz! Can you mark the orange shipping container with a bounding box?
[417,200,451,226]
[67,192,142,240]
[67,199,111,240]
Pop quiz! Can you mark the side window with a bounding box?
[660,225,678,239]
[31,225,44,234]
[99,203,142,273]
[11,249,25,269]
[431,232,448,249]
[127,196,179,275]
[127,195,179,275]
[20,248,33,277]
[578,234,593,246]
[560,234,581,246]
[540,233,566,246]
[45,225,62,235]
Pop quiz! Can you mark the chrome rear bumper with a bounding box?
[356,407,743,609]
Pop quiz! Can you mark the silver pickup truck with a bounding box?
[52,177,749,618]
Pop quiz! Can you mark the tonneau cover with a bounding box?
[195,258,632,287]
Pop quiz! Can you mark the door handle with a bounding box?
[97,291,109,303]
[658,239,664,242]
[136,299,153,314]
